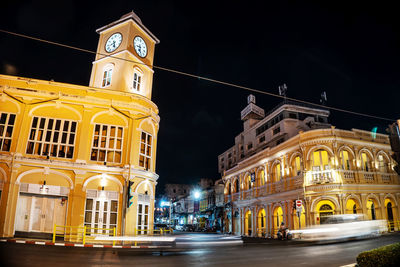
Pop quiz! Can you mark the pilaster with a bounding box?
[0,170,19,237]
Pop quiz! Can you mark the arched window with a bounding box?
[292,156,302,176]
[312,150,330,171]
[273,163,281,182]
[377,154,388,173]
[247,175,252,189]
[259,170,265,186]
[133,68,143,92]
[234,179,239,193]
[360,152,372,172]
[102,64,113,87]
[340,150,351,170]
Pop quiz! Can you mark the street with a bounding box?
[1,233,399,267]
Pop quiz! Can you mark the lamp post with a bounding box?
[193,190,201,229]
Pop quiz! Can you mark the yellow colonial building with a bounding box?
[0,12,160,239]
[220,95,400,237]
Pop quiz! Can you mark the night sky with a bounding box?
[1,1,400,195]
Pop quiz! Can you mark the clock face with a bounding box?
[133,36,147,58]
[105,33,122,53]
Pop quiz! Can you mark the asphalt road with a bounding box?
[1,233,400,267]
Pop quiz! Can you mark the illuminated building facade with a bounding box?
[0,12,160,238]
[220,95,400,236]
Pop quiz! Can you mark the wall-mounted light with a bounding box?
[40,180,49,194]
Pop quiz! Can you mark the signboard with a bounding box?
[296,200,302,217]
[251,172,255,183]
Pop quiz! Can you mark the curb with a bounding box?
[0,239,172,249]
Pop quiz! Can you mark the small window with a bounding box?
[247,143,253,150]
[259,136,265,143]
[139,131,152,170]
[133,70,142,92]
[102,65,113,87]
[273,127,280,135]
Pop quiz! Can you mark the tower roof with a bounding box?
[96,11,160,44]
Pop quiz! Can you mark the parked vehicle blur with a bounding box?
[183,224,196,232]
[290,214,387,242]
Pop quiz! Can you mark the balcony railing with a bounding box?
[360,171,375,183]
[272,180,284,193]
[309,169,334,184]
[339,170,356,183]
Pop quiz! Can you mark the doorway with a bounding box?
[84,195,118,235]
[15,194,67,235]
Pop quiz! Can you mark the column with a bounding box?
[66,171,86,239]
[267,203,273,237]
[360,194,368,216]
[0,170,19,238]
[379,193,386,220]
[286,200,293,229]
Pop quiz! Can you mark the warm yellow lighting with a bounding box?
[100,174,107,187]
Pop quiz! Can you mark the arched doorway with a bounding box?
[257,209,266,237]
[345,198,360,214]
[385,198,395,231]
[315,200,336,224]
[244,210,252,236]
[272,206,284,234]
[367,198,379,220]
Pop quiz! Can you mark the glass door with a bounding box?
[137,203,149,234]
[85,198,118,235]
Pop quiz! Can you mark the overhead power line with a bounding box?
[0,28,396,122]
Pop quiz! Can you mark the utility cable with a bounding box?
[0,29,396,122]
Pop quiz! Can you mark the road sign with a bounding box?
[296,200,302,208]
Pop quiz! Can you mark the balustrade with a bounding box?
[340,170,356,183]
[309,169,334,184]
[380,173,391,182]
[360,171,375,182]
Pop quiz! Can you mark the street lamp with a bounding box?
[193,190,201,200]
[192,190,201,228]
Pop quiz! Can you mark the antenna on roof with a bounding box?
[320,91,327,105]
[278,84,287,98]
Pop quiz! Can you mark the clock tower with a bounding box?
[89,11,160,99]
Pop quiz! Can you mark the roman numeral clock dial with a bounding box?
[134,36,147,58]
[105,33,122,53]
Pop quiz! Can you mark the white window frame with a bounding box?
[132,68,143,92]
[90,124,123,163]
[139,131,152,170]
[26,117,77,159]
[102,64,114,88]
[84,190,119,235]
[0,112,16,152]
[377,154,388,173]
